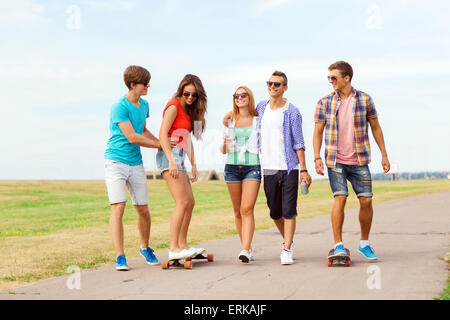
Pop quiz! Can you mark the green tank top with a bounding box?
[226,126,260,165]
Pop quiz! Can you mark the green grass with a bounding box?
[0,178,449,291]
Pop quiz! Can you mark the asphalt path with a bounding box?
[1,192,448,300]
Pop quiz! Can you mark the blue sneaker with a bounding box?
[116,254,129,271]
[358,245,378,260]
[140,247,159,265]
[333,244,347,256]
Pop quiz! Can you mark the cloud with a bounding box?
[253,0,297,16]
[0,1,49,26]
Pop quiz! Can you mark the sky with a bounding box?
[1,0,449,180]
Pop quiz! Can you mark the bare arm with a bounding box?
[368,117,390,174]
[222,111,233,127]
[313,121,325,175]
[159,105,179,178]
[118,121,160,148]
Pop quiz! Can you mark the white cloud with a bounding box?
[0,1,49,25]
[253,0,297,16]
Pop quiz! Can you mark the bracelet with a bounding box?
[314,157,321,161]
[300,170,308,173]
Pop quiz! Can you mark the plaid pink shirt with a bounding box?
[314,87,378,168]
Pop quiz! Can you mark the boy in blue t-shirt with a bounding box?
[105,65,167,270]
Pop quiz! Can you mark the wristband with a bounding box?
[300,170,308,173]
[314,157,321,161]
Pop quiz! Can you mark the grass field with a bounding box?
[0,178,449,290]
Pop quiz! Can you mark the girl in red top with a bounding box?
[157,74,207,261]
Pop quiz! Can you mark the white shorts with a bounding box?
[105,159,148,205]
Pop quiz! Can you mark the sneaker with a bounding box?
[333,244,347,257]
[190,247,205,256]
[280,249,294,265]
[238,250,251,263]
[140,247,159,265]
[249,249,255,261]
[168,248,197,260]
[283,241,294,259]
[358,245,378,260]
[116,254,129,271]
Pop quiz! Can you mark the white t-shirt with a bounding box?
[260,101,287,170]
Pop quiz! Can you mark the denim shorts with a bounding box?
[104,159,148,205]
[156,146,187,175]
[224,164,261,183]
[263,169,298,220]
[327,163,373,198]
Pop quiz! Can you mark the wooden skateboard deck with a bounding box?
[161,252,214,270]
[327,248,351,267]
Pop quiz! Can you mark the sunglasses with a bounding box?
[266,81,283,88]
[327,76,338,82]
[183,91,198,98]
[135,82,149,87]
[233,92,249,99]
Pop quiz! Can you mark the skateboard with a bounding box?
[327,248,351,267]
[161,250,214,270]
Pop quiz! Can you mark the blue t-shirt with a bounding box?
[104,96,149,165]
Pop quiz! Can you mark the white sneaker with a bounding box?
[168,248,196,260]
[190,247,205,256]
[280,249,294,265]
[249,249,255,261]
[283,241,294,259]
[238,250,251,263]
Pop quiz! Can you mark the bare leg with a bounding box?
[178,174,195,249]
[331,195,347,244]
[134,205,150,249]
[226,182,243,244]
[283,218,296,250]
[110,202,126,257]
[359,197,373,241]
[162,172,193,253]
[239,180,260,251]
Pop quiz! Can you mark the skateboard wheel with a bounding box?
[184,261,192,269]
[185,257,192,262]
[327,259,332,267]
[207,254,214,262]
[162,261,169,270]
[346,259,351,267]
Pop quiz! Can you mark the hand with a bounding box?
[315,158,324,176]
[382,155,390,174]
[191,165,198,183]
[169,137,178,148]
[169,161,179,179]
[222,111,233,127]
[300,171,312,188]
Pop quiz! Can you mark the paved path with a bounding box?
[1,192,449,300]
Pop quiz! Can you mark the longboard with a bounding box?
[327,248,351,267]
[161,251,214,270]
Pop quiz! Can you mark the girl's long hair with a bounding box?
[174,74,207,139]
[232,86,257,121]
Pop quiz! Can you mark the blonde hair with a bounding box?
[232,86,257,121]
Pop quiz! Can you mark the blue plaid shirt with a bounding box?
[256,99,305,174]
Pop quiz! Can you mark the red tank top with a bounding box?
[163,97,192,150]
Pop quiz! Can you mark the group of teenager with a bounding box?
[104,61,390,271]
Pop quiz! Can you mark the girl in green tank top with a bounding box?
[220,86,261,264]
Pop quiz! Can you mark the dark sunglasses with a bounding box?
[135,82,149,86]
[233,92,249,99]
[183,91,198,98]
[327,76,338,82]
[266,81,283,88]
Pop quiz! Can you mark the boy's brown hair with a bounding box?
[123,65,151,89]
[272,70,288,85]
[328,61,353,81]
